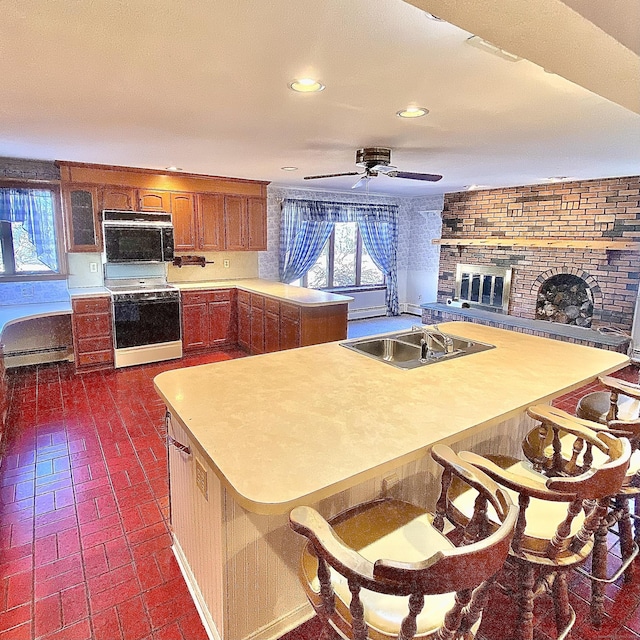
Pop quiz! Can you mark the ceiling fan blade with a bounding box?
[352,176,370,189]
[304,171,361,180]
[387,170,443,182]
[371,164,397,173]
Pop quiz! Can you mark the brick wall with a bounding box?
[438,176,640,331]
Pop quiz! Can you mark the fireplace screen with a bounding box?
[455,264,512,313]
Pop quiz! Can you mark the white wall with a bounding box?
[262,185,443,318]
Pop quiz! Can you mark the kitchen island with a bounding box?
[154,322,629,640]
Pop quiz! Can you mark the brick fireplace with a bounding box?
[424,176,640,349]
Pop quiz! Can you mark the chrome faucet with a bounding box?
[418,327,455,360]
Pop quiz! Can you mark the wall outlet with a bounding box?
[89,262,98,273]
[223,259,230,268]
[195,459,208,500]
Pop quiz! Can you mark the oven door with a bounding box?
[113,297,181,349]
[104,225,166,263]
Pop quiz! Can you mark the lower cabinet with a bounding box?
[72,296,114,372]
[239,292,348,355]
[181,287,348,356]
[182,289,237,352]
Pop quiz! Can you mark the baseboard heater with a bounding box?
[4,345,73,368]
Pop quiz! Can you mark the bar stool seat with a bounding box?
[290,445,518,640]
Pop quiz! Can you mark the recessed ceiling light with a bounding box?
[467,184,491,191]
[465,36,522,62]
[288,78,325,93]
[280,166,298,171]
[166,166,182,172]
[545,176,571,183]
[396,106,429,119]
[423,12,444,21]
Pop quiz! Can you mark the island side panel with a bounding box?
[167,409,536,640]
[168,417,226,636]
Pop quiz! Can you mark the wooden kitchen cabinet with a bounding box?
[62,184,102,252]
[237,292,348,355]
[263,298,280,353]
[197,193,225,251]
[237,291,251,351]
[279,303,301,351]
[100,186,136,211]
[138,189,172,212]
[224,195,267,251]
[72,296,114,372]
[247,197,267,250]
[224,196,247,251]
[171,192,197,251]
[249,294,265,354]
[181,289,237,352]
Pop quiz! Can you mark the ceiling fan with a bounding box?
[303,147,443,189]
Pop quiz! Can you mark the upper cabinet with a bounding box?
[100,186,136,211]
[58,162,269,254]
[138,189,172,212]
[61,184,102,252]
[172,192,197,251]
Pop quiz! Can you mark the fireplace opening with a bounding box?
[535,274,594,327]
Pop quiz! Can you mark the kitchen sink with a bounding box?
[340,327,495,369]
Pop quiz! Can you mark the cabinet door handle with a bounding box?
[168,435,191,455]
[165,411,191,455]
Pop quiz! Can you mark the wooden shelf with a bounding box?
[433,238,640,251]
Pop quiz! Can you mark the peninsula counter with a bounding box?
[154,322,628,640]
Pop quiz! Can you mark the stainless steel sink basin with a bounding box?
[340,328,495,369]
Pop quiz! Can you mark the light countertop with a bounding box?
[171,278,353,306]
[67,286,110,298]
[154,322,629,515]
[0,301,73,339]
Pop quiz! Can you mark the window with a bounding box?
[0,187,61,277]
[302,222,384,290]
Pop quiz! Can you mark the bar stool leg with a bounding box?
[591,516,609,628]
[617,496,635,582]
[552,572,572,638]
[517,563,535,640]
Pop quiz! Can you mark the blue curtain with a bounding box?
[0,188,58,270]
[279,199,399,315]
[358,217,399,316]
[279,200,334,284]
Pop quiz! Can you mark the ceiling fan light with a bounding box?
[396,106,429,118]
[288,78,325,93]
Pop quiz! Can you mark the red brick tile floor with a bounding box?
[1,352,640,639]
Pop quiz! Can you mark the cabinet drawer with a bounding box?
[264,298,280,315]
[250,293,264,310]
[182,291,213,305]
[76,350,113,367]
[237,290,250,306]
[211,289,231,302]
[74,313,112,338]
[77,336,113,354]
[281,303,300,322]
[73,296,111,314]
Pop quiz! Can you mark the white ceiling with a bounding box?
[0,0,639,196]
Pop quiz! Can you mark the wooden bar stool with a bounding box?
[452,420,630,640]
[576,376,640,546]
[289,444,517,640]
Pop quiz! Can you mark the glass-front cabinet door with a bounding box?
[62,184,101,252]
